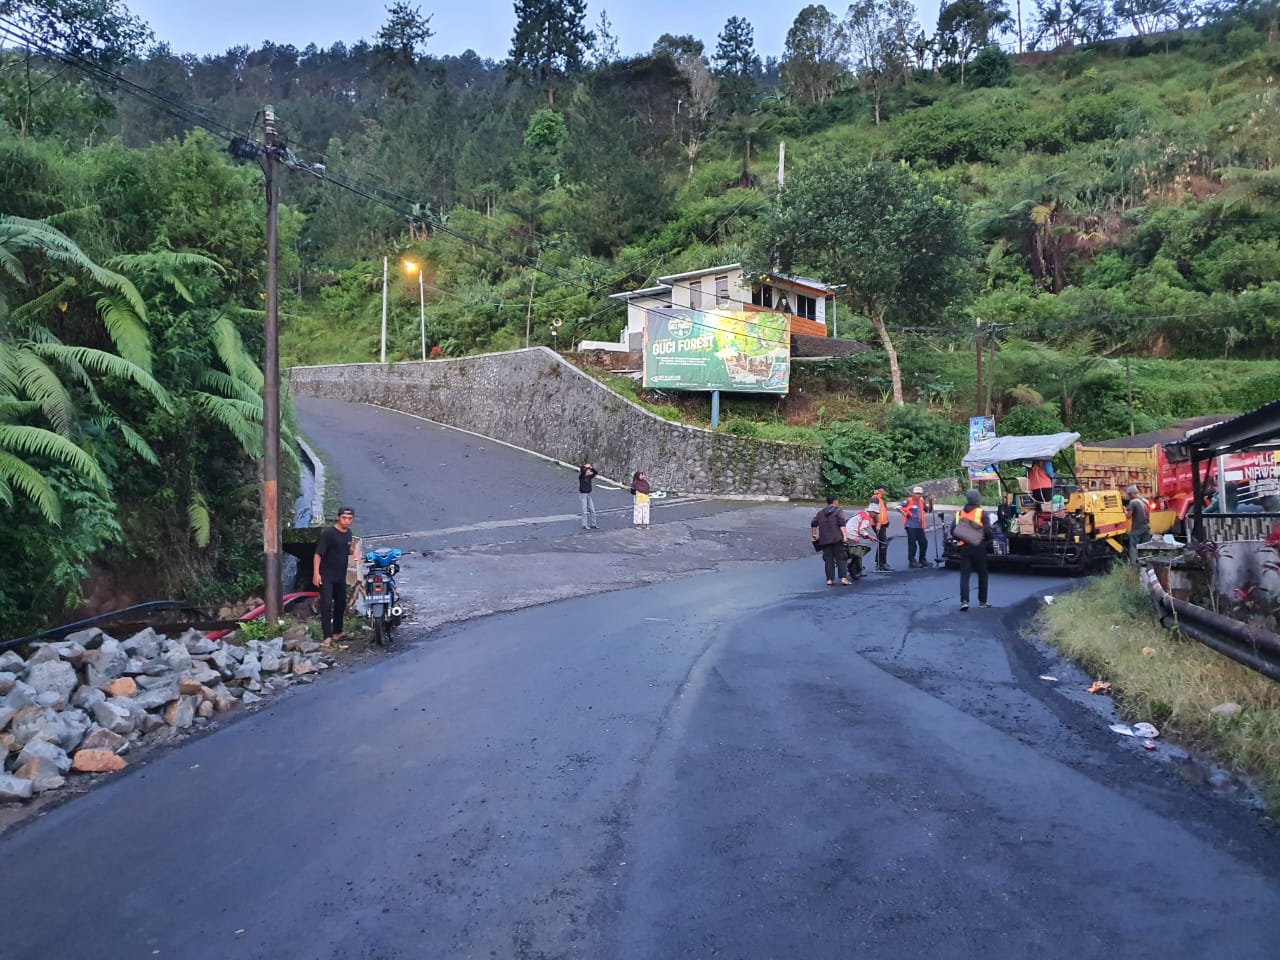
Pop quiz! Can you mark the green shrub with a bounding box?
[882,404,966,481]
[999,403,1067,437]
[969,46,1012,88]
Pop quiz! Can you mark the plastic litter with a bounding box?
[1044,595,1055,605]
[1039,674,1059,682]
[1132,722,1159,738]
[1142,740,1158,751]
[1142,647,1156,657]
[1088,680,1112,694]
[1110,723,1136,737]
[1210,702,1242,717]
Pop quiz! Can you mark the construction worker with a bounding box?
[901,485,930,568]
[950,489,993,612]
[1125,484,1150,563]
[847,502,880,578]
[1028,459,1054,504]
[872,484,891,572]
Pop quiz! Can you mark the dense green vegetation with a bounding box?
[3,0,1280,630]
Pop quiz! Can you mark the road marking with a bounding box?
[362,500,708,543]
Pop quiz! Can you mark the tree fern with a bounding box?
[27,342,172,412]
[196,393,264,457]
[95,296,153,373]
[5,346,75,434]
[211,314,265,390]
[108,251,224,307]
[199,368,263,405]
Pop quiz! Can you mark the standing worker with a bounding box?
[950,490,993,612]
[1028,459,1054,504]
[872,484,892,572]
[811,496,851,585]
[901,486,930,569]
[1125,484,1150,563]
[313,506,356,644]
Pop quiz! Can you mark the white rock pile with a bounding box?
[0,623,333,801]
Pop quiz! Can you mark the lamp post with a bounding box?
[380,255,388,364]
[405,260,426,361]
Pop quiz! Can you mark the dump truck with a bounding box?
[1075,416,1280,533]
[943,432,1129,573]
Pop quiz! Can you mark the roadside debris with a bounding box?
[1044,595,1055,605]
[0,623,334,802]
[1211,702,1243,717]
[1038,674,1059,682]
[1142,740,1158,751]
[1142,647,1157,657]
[1132,722,1160,739]
[1088,680,1112,694]
[1110,723,1136,737]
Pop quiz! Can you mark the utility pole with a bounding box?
[380,255,388,363]
[261,105,282,623]
[1126,355,1134,436]
[778,141,785,189]
[418,267,426,361]
[524,273,536,348]
[974,318,984,418]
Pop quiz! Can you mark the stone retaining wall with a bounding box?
[288,348,822,498]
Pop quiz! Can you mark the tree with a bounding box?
[844,0,917,125]
[751,160,974,405]
[781,5,849,105]
[509,0,593,106]
[935,0,1011,87]
[1031,0,1116,47]
[655,39,718,179]
[652,33,705,62]
[713,15,761,115]
[375,1,434,100]
[589,8,620,65]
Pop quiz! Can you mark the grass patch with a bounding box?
[1040,566,1280,810]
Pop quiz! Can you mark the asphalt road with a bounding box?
[3,399,1279,959]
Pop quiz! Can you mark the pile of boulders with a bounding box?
[0,623,334,801]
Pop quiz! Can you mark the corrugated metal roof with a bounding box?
[1082,415,1231,449]
[1174,399,1280,455]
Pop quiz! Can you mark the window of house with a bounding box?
[689,280,702,310]
[795,294,817,320]
[751,284,774,308]
[715,275,730,304]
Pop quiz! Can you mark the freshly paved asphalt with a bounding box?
[3,399,1279,959]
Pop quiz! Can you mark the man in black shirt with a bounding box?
[313,506,355,643]
[578,462,599,530]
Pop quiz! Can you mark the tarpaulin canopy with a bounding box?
[962,432,1081,469]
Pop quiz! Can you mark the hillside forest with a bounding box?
[2,0,1280,632]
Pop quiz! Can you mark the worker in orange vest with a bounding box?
[950,489,993,611]
[900,485,930,568]
[1028,459,1053,504]
[872,484,891,572]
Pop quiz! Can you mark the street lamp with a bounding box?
[404,260,426,361]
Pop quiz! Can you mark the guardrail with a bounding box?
[1142,567,1280,683]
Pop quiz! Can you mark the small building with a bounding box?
[583,263,842,354]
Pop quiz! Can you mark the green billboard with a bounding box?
[642,307,790,394]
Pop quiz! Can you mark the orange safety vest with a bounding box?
[958,506,984,527]
[1028,461,1052,491]
[901,495,929,530]
[873,491,889,527]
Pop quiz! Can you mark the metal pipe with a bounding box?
[1144,568,1280,674]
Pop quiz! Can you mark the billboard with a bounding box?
[968,416,999,482]
[642,307,790,394]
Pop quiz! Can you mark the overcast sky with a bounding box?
[127,0,947,62]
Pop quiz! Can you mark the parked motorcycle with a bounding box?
[362,547,403,646]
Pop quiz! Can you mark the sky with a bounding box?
[127,0,946,62]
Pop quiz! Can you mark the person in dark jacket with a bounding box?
[811,496,851,585]
[578,462,599,529]
[950,489,993,611]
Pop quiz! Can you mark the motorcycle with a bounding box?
[362,547,403,646]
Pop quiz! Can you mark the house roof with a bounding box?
[656,263,742,284]
[607,285,669,302]
[1169,400,1280,457]
[1081,415,1233,450]
[758,271,845,295]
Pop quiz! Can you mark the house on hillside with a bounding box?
[580,263,842,354]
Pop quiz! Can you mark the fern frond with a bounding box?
[10,349,75,434]
[0,423,107,489]
[0,449,59,523]
[188,488,212,548]
[96,296,153,372]
[9,279,77,333]
[211,314,265,389]
[199,369,263,405]
[111,417,159,465]
[196,392,264,457]
[27,342,172,412]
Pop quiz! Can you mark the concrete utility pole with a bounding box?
[975,318,984,418]
[418,267,426,361]
[262,105,282,623]
[778,141,785,189]
[380,255,388,364]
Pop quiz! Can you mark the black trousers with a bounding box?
[906,528,929,565]
[821,543,850,582]
[876,526,889,567]
[318,577,346,637]
[958,544,989,604]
